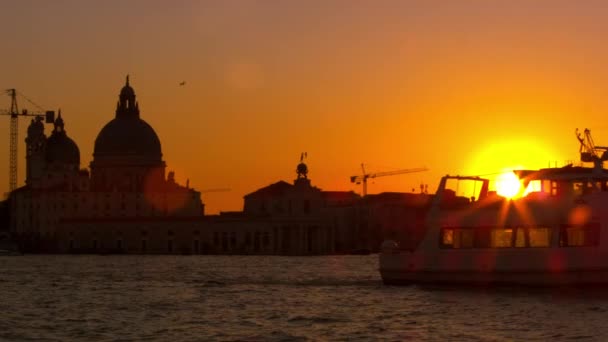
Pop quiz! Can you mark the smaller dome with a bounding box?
[45,112,80,166]
[46,133,80,166]
[27,117,44,137]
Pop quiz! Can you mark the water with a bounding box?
[2,255,608,341]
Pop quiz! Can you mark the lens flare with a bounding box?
[495,172,521,198]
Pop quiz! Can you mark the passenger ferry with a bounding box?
[380,129,608,285]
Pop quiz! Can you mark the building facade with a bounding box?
[10,77,204,252]
[8,77,426,255]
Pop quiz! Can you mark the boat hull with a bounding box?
[380,248,608,286]
[380,268,608,286]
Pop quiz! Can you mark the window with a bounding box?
[512,227,552,248]
[168,240,173,253]
[528,227,551,247]
[263,232,270,247]
[193,240,200,254]
[141,240,147,252]
[560,224,600,247]
[442,229,453,246]
[441,227,550,249]
[260,202,267,214]
[254,232,261,252]
[440,228,474,248]
[514,228,526,247]
[491,229,513,248]
[230,232,236,249]
[221,233,228,251]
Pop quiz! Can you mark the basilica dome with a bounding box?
[92,76,162,163]
[46,113,80,166]
[94,117,161,161]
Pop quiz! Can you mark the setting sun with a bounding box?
[495,172,522,198]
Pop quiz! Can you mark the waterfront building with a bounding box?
[204,159,362,255]
[9,77,204,252]
[8,77,422,255]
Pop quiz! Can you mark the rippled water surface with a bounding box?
[2,255,608,341]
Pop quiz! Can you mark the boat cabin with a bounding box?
[428,166,608,252]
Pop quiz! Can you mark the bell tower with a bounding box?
[25,116,47,186]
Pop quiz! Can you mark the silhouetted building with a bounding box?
[0,199,9,238]
[204,157,361,255]
[9,77,204,252]
[0,200,8,230]
[7,77,427,255]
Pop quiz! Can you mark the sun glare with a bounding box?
[495,172,521,199]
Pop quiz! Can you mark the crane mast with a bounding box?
[350,164,428,196]
[1,89,54,193]
[8,89,18,192]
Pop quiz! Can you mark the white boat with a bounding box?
[380,129,608,286]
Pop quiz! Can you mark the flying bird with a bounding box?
[179,81,186,86]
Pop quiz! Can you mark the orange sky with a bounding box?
[1,1,607,213]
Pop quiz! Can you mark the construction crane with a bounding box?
[0,89,55,192]
[350,164,428,196]
[576,128,608,169]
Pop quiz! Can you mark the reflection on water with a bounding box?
[2,255,608,341]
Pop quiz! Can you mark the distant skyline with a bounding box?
[2,0,608,213]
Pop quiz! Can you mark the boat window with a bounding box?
[560,224,600,247]
[491,229,513,248]
[542,180,550,193]
[523,180,541,196]
[514,228,526,247]
[573,182,584,196]
[573,182,597,196]
[442,229,453,246]
[595,181,603,192]
[443,226,552,249]
[529,227,551,247]
[541,180,558,196]
[443,178,486,204]
[440,228,474,248]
